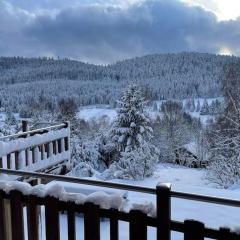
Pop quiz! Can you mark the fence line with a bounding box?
[0,182,239,240]
[0,122,70,173]
[1,168,240,208]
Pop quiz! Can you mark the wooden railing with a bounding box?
[0,122,70,173]
[0,170,240,240]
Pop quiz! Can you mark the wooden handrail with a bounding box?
[0,123,68,141]
[0,168,240,207]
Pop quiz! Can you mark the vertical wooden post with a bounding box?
[0,191,6,240]
[156,183,171,240]
[41,144,45,160]
[67,205,76,240]
[4,199,11,240]
[45,196,60,240]
[27,196,39,240]
[10,190,24,240]
[57,139,62,153]
[7,154,11,169]
[53,141,57,155]
[129,210,147,240]
[84,202,100,240]
[25,148,29,166]
[64,121,70,151]
[14,151,19,170]
[218,227,232,240]
[22,120,28,133]
[22,121,30,165]
[110,209,119,240]
[0,157,3,168]
[184,220,204,240]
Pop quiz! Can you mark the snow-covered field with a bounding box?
[42,163,240,240]
[78,105,117,121]
[78,98,221,124]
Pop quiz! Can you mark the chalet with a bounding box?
[174,142,208,168]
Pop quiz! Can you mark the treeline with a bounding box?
[0,52,239,112]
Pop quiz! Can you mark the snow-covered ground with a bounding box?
[78,105,117,121]
[77,98,221,124]
[42,163,240,240]
[1,163,239,239]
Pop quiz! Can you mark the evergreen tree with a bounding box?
[153,102,158,111]
[111,84,152,152]
[5,110,16,126]
[200,99,209,115]
[110,84,158,179]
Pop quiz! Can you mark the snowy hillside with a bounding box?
[0,52,238,112]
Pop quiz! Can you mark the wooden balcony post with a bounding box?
[156,183,171,240]
[110,209,119,240]
[184,220,204,240]
[129,210,147,240]
[84,202,100,240]
[10,190,24,240]
[27,196,39,240]
[45,196,60,240]
[67,203,76,240]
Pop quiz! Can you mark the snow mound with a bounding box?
[0,181,126,210]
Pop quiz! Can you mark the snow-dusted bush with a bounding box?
[71,141,104,172]
[112,143,158,180]
[207,153,240,188]
[71,162,96,177]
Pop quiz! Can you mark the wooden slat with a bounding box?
[41,144,45,160]
[156,184,171,240]
[53,141,57,154]
[25,149,29,166]
[64,137,69,151]
[129,210,147,240]
[67,206,76,240]
[184,220,204,240]
[57,139,62,153]
[45,196,60,240]
[49,142,53,157]
[0,191,6,240]
[15,151,19,170]
[10,190,24,240]
[55,140,58,154]
[84,202,100,240]
[27,196,39,240]
[45,143,50,158]
[0,158,2,168]
[7,154,11,169]
[110,209,119,240]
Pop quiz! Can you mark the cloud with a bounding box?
[0,0,240,63]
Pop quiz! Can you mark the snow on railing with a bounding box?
[0,122,70,172]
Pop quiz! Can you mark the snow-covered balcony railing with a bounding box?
[0,172,240,240]
[0,122,70,173]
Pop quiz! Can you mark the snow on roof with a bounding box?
[183,142,198,156]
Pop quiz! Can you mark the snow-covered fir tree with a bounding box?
[111,84,152,152]
[200,99,209,115]
[109,84,158,179]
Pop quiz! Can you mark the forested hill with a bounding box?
[0,53,239,111]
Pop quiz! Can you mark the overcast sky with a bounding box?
[0,0,240,64]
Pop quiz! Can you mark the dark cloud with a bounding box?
[0,0,240,63]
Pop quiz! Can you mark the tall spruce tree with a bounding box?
[110,84,158,179]
[111,84,152,152]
